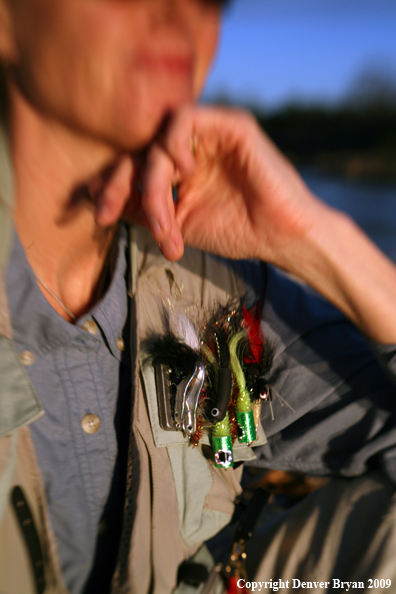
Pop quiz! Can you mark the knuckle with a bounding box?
[236,109,256,128]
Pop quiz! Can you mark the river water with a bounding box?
[300,168,396,263]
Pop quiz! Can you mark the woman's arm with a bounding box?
[92,106,396,344]
[286,205,396,346]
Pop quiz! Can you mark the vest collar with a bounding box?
[0,119,44,438]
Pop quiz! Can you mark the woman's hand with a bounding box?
[92,105,396,343]
[156,107,329,265]
[93,106,327,269]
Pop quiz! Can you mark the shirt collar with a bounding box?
[79,225,129,361]
[5,224,129,361]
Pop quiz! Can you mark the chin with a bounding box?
[108,103,188,152]
[114,115,165,151]
[105,75,194,150]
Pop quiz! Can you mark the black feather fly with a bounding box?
[144,333,199,384]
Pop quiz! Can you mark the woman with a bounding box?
[1,1,396,593]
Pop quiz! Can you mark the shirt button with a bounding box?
[81,414,101,434]
[81,320,98,335]
[19,350,35,366]
[116,337,125,352]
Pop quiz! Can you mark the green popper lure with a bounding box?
[229,332,257,444]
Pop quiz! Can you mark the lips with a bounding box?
[134,52,194,77]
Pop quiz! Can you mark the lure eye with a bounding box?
[260,387,273,402]
[260,389,268,401]
[211,407,220,418]
[214,449,233,468]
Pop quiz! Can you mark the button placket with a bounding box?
[58,344,116,531]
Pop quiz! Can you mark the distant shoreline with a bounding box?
[255,105,396,181]
[292,151,396,182]
[206,101,396,181]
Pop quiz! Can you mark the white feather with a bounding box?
[172,311,200,351]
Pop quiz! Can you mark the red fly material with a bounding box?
[228,378,239,443]
[242,303,263,365]
[227,576,248,594]
[207,337,218,357]
[190,416,202,446]
[190,389,207,446]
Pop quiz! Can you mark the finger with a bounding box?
[142,143,184,260]
[159,105,196,176]
[95,155,134,227]
[160,105,240,178]
[157,187,185,262]
[141,144,173,240]
[87,173,105,201]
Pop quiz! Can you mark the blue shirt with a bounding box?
[5,225,131,594]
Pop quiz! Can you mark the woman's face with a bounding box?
[4,0,222,150]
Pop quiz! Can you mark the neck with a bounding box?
[10,85,120,320]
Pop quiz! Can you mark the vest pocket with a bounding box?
[140,352,267,548]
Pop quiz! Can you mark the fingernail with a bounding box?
[168,236,183,260]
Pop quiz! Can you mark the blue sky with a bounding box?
[202,0,396,111]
